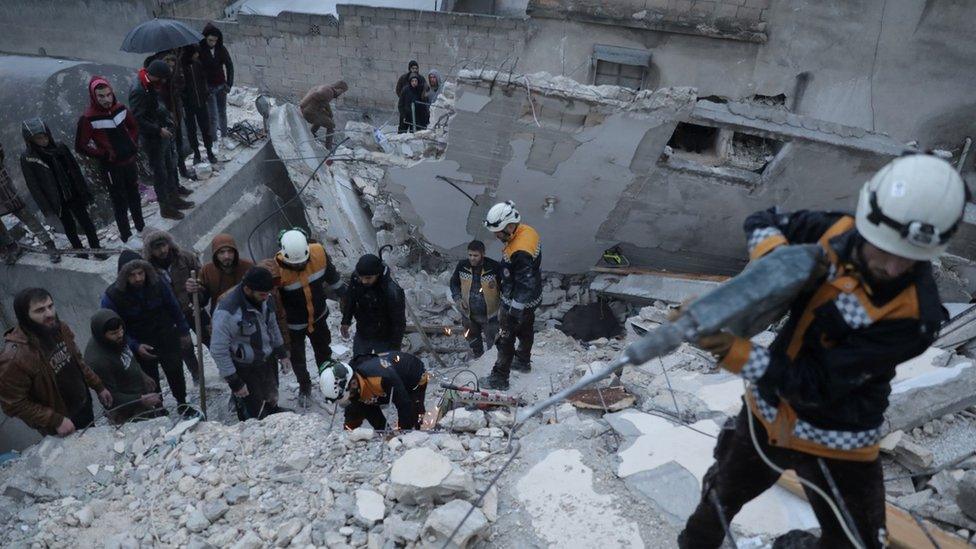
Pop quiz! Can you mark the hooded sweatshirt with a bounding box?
[142,229,202,312]
[20,118,93,217]
[395,61,426,97]
[100,250,190,353]
[426,69,443,106]
[84,309,150,423]
[199,23,234,88]
[75,76,140,167]
[199,233,253,313]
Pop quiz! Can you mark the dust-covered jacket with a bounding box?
[210,283,288,391]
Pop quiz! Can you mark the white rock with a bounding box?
[399,430,429,448]
[274,517,303,547]
[113,441,125,454]
[349,426,375,442]
[438,409,487,433]
[354,489,386,525]
[86,464,100,476]
[285,451,310,471]
[75,505,94,527]
[390,448,474,504]
[423,500,488,549]
[384,515,422,542]
[481,486,499,522]
[474,427,505,438]
[186,508,210,533]
[487,410,513,427]
[231,530,263,549]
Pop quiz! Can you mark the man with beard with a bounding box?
[340,254,406,358]
[84,309,162,424]
[394,60,426,97]
[186,233,254,318]
[211,267,290,420]
[101,250,193,415]
[143,230,204,384]
[263,229,345,406]
[677,155,964,549]
[0,288,112,436]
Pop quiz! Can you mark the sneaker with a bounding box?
[511,358,532,373]
[479,374,509,391]
[176,403,202,420]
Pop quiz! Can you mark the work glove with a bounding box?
[693,332,737,361]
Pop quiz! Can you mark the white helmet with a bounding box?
[318,360,352,401]
[855,155,967,261]
[485,201,521,232]
[280,229,310,265]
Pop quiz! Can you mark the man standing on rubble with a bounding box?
[186,233,254,319]
[318,351,428,430]
[101,250,194,415]
[0,288,112,436]
[300,80,348,149]
[143,230,204,385]
[395,60,426,97]
[450,240,502,359]
[340,253,407,358]
[677,155,965,549]
[480,201,542,390]
[0,143,59,264]
[211,266,290,420]
[264,229,344,406]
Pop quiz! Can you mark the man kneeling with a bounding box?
[319,351,428,430]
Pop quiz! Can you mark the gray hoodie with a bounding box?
[426,70,444,106]
[210,283,287,389]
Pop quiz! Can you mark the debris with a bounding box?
[390,448,474,504]
[879,430,903,453]
[422,500,488,549]
[591,271,722,305]
[893,437,935,472]
[163,417,201,444]
[349,426,375,442]
[354,489,385,525]
[185,507,210,533]
[569,387,635,412]
[438,408,487,433]
[957,471,976,521]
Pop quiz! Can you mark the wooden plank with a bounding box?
[777,471,968,549]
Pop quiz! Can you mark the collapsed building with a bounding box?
[2,0,976,547]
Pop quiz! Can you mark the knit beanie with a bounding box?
[355,254,384,276]
[242,266,274,292]
[146,59,171,79]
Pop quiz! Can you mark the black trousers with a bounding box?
[288,316,332,392]
[137,341,186,405]
[678,406,887,549]
[344,383,427,430]
[180,309,211,382]
[184,103,214,155]
[57,201,99,250]
[141,136,178,204]
[464,313,498,358]
[234,360,279,420]
[491,307,535,380]
[104,163,144,241]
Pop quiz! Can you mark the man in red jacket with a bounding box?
[76,76,145,243]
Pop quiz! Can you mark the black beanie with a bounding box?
[147,59,171,79]
[356,254,384,276]
[242,266,274,292]
[117,249,141,273]
[408,60,419,70]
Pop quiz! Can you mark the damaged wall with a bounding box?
[384,72,908,274]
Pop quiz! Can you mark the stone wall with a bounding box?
[159,0,232,19]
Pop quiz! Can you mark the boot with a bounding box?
[160,204,185,220]
[479,374,509,391]
[193,151,202,165]
[511,357,531,373]
[173,197,195,210]
[176,184,193,196]
[44,241,61,264]
[207,150,219,164]
[177,162,191,179]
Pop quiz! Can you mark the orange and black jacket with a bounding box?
[500,224,543,311]
[722,208,944,461]
[352,351,428,428]
[271,243,344,332]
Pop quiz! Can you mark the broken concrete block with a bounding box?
[399,430,429,448]
[480,485,499,522]
[929,470,962,499]
[74,505,94,527]
[349,426,375,442]
[422,500,488,549]
[886,355,976,433]
[957,471,976,521]
[185,507,210,533]
[274,517,303,547]
[438,408,487,433]
[164,417,201,444]
[894,488,933,511]
[354,489,385,525]
[203,500,229,523]
[879,430,903,453]
[623,461,700,522]
[390,448,474,504]
[384,514,422,543]
[893,438,935,472]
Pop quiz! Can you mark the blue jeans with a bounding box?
[207,84,228,138]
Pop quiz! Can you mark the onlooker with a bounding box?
[129,59,193,220]
[180,45,218,165]
[265,229,344,404]
[318,351,428,430]
[481,201,543,390]
[0,143,58,264]
[84,309,163,424]
[187,233,253,318]
[340,254,406,357]
[200,23,234,144]
[75,76,145,244]
[210,266,291,421]
[299,81,349,149]
[427,69,444,106]
[156,51,193,182]
[101,250,193,414]
[143,230,204,384]
[395,60,426,97]
[450,240,502,359]
[398,74,429,133]
[0,288,111,436]
[20,118,101,256]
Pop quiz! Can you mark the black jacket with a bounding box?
[398,82,430,129]
[341,268,407,347]
[20,123,92,217]
[181,54,211,111]
[449,257,502,318]
[199,23,234,88]
[352,351,427,428]
[730,208,944,460]
[395,71,426,97]
[500,224,543,311]
[129,73,174,140]
[83,309,149,423]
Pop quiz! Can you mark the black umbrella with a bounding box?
[120,19,203,54]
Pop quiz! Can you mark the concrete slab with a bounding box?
[592,272,722,304]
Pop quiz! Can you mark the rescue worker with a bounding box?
[340,254,407,357]
[449,240,502,359]
[480,201,542,390]
[318,351,428,430]
[677,154,965,548]
[265,229,345,405]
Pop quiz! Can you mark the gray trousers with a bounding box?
[0,208,53,248]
